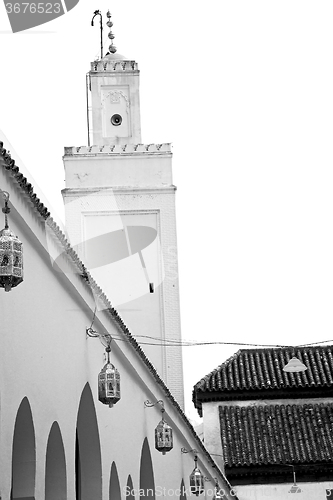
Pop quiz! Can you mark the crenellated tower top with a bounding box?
[89,11,141,146]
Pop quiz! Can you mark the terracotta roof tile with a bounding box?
[220,403,333,467]
[193,346,333,414]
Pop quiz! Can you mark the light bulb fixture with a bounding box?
[283,355,307,373]
[144,400,173,455]
[98,340,120,408]
[286,465,302,493]
[0,191,23,292]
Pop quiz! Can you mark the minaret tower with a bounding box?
[62,12,184,408]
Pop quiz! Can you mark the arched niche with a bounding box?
[139,438,155,500]
[45,422,67,500]
[180,479,187,500]
[11,397,36,500]
[126,475,135,500]
[76,383,102,500]
[109,462,121,500]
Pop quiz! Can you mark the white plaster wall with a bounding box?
[63,154,173,188]
[0,166,211,500]
[90,69,141,145]
[62,153,184,408]
[201,402,224,471]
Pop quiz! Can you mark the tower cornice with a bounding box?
[90,60,139,73]
[64,143,172,157]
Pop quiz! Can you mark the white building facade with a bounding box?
[0,137,237,500]
[0,19,238,500]
[193,347,333,500]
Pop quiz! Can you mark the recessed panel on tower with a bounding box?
[101,86,130,139]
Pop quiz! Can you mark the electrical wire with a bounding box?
[87,329,333,349]
[87,310,333,349]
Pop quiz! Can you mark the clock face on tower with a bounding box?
[101,87,130,139]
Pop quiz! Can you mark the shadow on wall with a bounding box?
[11,397,36,500]
[76,383,102,500]
[45,422,67,500]
[140,438,155,500]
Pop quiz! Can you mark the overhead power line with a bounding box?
[91,330,333,349]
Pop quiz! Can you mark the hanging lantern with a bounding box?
[0,192,23,292]
[98,345,120,408]
[155,406,173,455]
[144,400,174,455]
[283,356,307,373]
[213,481,223,500]
[190,456,205,496]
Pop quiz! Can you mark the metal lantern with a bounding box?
[0,192,23,292]
[144,400,174,455]
[213,482,223,500]
[155,408,173,455]
[98,345,120,408]
[190,456,205,496]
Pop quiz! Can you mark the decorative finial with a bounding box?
[91,10,103,60]
[106,11,117,54]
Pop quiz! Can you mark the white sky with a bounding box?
[1,1,333,421]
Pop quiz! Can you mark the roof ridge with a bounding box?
[193,345,333,416]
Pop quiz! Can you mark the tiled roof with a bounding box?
[0,141,227,483]
[193,346,333,414]
[220,402,333,467]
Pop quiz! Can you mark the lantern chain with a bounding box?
[2,191,10,229]
[106,343,111,363]
[144,399,173,455]
[86,306,113,349]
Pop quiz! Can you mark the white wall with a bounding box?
[62,148,184,408]
[0,165,233,500]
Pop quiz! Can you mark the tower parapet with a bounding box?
[64,143,172,156]
[90,60,139,73]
